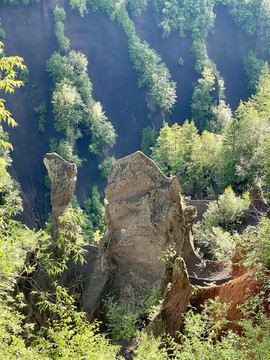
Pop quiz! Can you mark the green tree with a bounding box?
[191,67,216,131]
[129,36,177,112]
[217,65,270,192]
[210,100,232,134]
[98,156,116,179]
[170,120,200,194]
[141,126,158,156]
[47,51,116,156]
[127,0,148,16]
[243,51,265,93]
[151,122,172,175]
[88,102,116,155]
[0,43,25,221]
[190,130,221,197]
[69,0,88,17]
[49,138,83,166]
[89,185,105,233]
[54,6,70,53]
[52,82,83,143]
[152,120,220,196]
[34,103,47,133]
[0,19,5,39]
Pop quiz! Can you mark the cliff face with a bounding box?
[0,2,262,228]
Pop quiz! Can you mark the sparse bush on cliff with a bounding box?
[53,7,70,53]
[34,103,47,133]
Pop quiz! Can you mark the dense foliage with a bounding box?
[156,0,217,74]
[152,64,270,196]
[194,187,249,261]
[0,19,5,39]
[34,103,47,134]
[47,50,116,159]
[152,120,221,196]
[98,155,116,179]
[53,7,70,53]
[221,0,270,49]
[141,125,158,156]
[71,186,106,243]
[243,50,266,93]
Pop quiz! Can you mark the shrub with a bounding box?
[49,138,84,166]
[98,156,116,179]
[18,68,29,86]
[141,126,158,157]
[239,217,270,270]
[135,294,270,359]
[133,333,167,359]
[0,19,5,39]
[194,187,248,261]
[34,104,47,133]
[201,187,249,233]
[138,288,163,322]
[178,57,184,66]
[194,224,236,261]
[104,296,139,341]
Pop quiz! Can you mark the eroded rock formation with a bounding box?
[100,151,199,308]
[146,257,192,336]
[22,151,223,327]
[43,153,77,239]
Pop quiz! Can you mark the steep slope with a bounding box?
[0,1,268,226]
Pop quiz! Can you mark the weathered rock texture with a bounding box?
[146,257,192,336]
[60,244,108,321]
[101,151,199,308]
[43,153,77,238]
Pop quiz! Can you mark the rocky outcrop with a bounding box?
[101,151,199,309]
[43,153,77,239]
[146,257,192,336]
[60,244,109,321]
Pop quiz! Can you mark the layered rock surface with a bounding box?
[43,153,77,238]
[146,257,192,336]
[101,151,199,308]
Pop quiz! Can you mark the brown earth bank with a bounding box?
[191,269,270,334]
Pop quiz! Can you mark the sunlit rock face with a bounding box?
[44,152,77,238]
[146,257,192,337]
[102,151,198,308]
[39,151,199,318]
